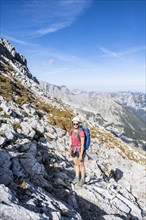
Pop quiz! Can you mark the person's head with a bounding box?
[72,116,80,128]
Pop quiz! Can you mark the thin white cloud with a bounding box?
[1,34,36,46]
[1,0,92,38]
[48,59,54,65]
[99,47,120,58]
[119,46,146,56]
[28,47,80,62]
[99,46,146,58]
[52,52,79,62]
[22,0,92,37]
[37,22,70,35]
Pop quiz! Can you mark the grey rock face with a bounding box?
[0,149,13,186]
[0,38,39,83]
[20,152,45,175]
[0,123,15,140]
[0,136,6,146]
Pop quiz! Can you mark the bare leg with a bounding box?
[79,161,85,179]
[72,157,80,177]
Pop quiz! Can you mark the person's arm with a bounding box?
[69,136,72,147]
[68,136,72,157]
[79,136,85,160]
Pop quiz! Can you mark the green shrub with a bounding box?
[1,113,10,118]
[12,123,21,130]
[1,63,14,72]
[35,129,44,138]
[36,101,73,131]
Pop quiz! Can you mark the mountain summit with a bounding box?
[0,38,146,220]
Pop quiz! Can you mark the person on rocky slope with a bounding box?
[68,117,86,186]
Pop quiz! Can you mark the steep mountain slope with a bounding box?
[0,38,146,220]
[40,81,146,150]
[112,92,146,122]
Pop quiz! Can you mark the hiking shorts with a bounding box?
[71,149,86,159]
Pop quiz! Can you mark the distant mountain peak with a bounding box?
[72,89,82,94]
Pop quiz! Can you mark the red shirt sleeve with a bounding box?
[79,130,85,137]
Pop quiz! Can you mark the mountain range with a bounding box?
[40,81,146,150]
[0,38,146,220]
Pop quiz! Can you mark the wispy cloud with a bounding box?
[99,46,146,58]
[37,22,70,35]
[99,47,120,58]
[11,0,92,37]
[1,33,36,46]
[48,59,54,65]
[28,47,80,62]
[1,0,92,38]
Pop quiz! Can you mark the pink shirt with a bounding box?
[69,129,85,146]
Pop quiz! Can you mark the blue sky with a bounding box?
[1,0,145,92]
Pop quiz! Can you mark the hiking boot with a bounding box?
[78,178,85,187]
[72,176,79,184]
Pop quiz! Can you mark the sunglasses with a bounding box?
[73,123,79,125]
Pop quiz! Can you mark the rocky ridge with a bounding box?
[0,38,146,220]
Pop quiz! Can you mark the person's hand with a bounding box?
[68,151,71,158]
[79,155,83,161]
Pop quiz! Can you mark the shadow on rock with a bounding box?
[109,168,123,182]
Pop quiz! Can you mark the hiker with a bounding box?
[68,117,86,186]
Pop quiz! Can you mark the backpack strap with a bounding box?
[77,127,82,141]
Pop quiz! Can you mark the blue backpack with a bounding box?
[71,125,90,150]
